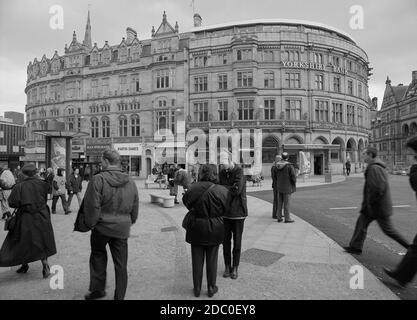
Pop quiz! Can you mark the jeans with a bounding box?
[223,218,245,267]
[278,193,291,221]
[349,214,409,251]
[52,194,68,213]
[393,233,417,284]
[67,192,82,208]
[89,229,128,300]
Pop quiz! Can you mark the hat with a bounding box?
[22,163,37,176]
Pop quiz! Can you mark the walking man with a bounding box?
[344,147,409,255]
[384,137,417,286]
[345,159,351,176]
[275,152,296,223]
[271,155,282,219]
[219,151,247,280]
[83,149,139,300]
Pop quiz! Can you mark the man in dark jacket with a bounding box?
[271,155,282,219]
[45,168,54,200]
[218,151,247,280]
[275,152,296,223]
[344,147,409,255]
[83,149,139,300]
[67,168,83,209]
[183,164,230,298]
[385,137,417,286]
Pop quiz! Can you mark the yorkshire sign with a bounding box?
[282,61,348,74]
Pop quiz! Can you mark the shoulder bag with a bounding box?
[4,208,18,231]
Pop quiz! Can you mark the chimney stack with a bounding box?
[193,13,202,27]
[126,27,137,44]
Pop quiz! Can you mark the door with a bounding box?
[314,154,323,175]
[146,158,152,177]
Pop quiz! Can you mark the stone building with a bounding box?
[25,11,373,177]
[371,71,417,170]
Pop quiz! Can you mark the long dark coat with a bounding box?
[360,159,392,219]
[183,181,229,246]
[274,161,297,194]
[0,177,57,267]
[218,165,248,218]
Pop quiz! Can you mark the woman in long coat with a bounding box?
[182,164,230,298]
[0,164,56,278]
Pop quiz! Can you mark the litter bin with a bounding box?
[324,170,332,183]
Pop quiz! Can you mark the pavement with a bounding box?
[0,173,398,300]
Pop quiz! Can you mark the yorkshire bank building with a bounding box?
[24,12,373,177]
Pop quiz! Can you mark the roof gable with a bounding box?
[154,11,177,37]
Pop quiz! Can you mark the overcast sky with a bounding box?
[1,0,416,115]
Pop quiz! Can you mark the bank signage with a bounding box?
[113,143,142,156]
[86,143,111,156]
[282,61,348,74]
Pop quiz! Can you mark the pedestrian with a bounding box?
[81,149,139,300]
[52,168,70,215]
[275,152,296,223]
[218,150,247,280]
[384,136,417,286]
[45,167,54,200]
[0,163,56,278]
[13,165,21,180]
[345,159,351,176]
[84,165,91,181]
[0,167,16,220]
[174,166,193,204]
[168,164,179,203]
[67,168,83,209]
[183,164,230,298]
[271,155,282,219]
[39,167,47,180]
[344,147,409,255]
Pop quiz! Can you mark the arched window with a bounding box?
[158,116,167,131]
[237,50,242,61]
[119,115,127,137]
[131,114,140,136]
[91,117,99,138]
[101,116,110,138]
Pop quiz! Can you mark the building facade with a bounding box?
[371,71,417,170]
[25,12,373,176]
[0,113,25,170]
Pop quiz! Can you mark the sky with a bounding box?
[0,0,416,116]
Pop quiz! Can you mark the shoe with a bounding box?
[207,285,218,298]
[277,218,283,222]
[52,211,56,214]
[231,266,238,280]
[174,201,179,204]
[343,246,362,255]
[193,288,201,297]
[85,291,106,300]
[384,268,406,287]
[16,264,29,274]
[284,219,295,223]
[42,263,51,279]
[223,265,231,278]
[65,210,72,215]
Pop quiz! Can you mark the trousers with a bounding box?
[89,229,128,300]
[272,187,279,219]
[278,193,291,221]
[191,245,219,291]
[349,214,409,250]
[51,194,68,213]
[223,218,245,267]
[393,233,417,284]
[67,192,82,208]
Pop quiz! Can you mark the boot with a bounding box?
[16,264,29,274]
[174,196,179,204]
[231,266,238,279]
[41,259,50,279]
[223,265,231,278]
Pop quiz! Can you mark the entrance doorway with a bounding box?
[314,154,324,175]
[146,158,152,176]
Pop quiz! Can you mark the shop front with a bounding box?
[113,143,142,176]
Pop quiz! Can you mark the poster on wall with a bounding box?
[51,138,66,173]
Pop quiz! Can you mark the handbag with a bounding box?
[181,183,216,230]
[4,208,18,231]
